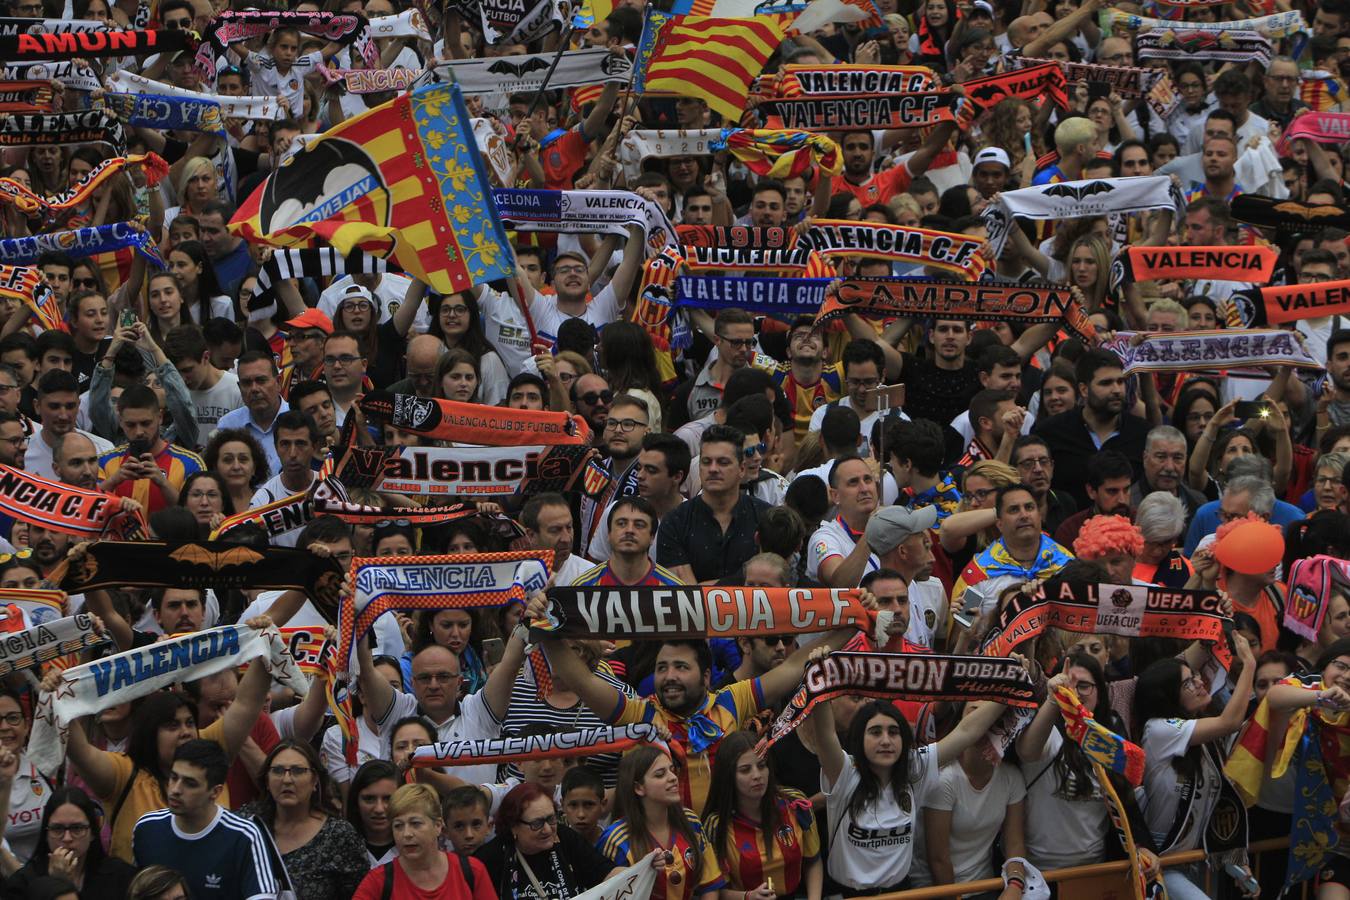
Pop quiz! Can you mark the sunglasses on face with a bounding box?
[579,390,613,406]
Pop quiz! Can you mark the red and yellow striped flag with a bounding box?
[635,9,790,121]
[229,82,515,295]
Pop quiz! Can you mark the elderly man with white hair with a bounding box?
[1133,492,1192,587]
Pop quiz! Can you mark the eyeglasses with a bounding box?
[520,813,558,832]
[846,377,881,389]
[579,390,613,406]
[758,635,795,647]
[1181,675,1206,693]
[604,417,648,432]
[288,331,325,343]
[164,15,192,27]
[413,671,460,684]
[267,765,313,780]
[1267,74,1299,83]
[0,712,23,726]
[742,442,767,459]
[1016,456,1052,470]
[1316,476,1343,486]
[0,384,17,393]
[553,264,587,276]
[967,487,996,502]
[0,434,27,447]
[718,336,756,349]
[187,489,222,500]
[72,277,97,289]
[46,823,90,836]
[323,354,363,367]
[441,305,470,317]
[340,300,374,311]
[0,549,32,564]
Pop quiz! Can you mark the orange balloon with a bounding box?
[1215,520,1285,575]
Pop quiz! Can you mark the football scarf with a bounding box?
[2,589,64,626]
[105,70,286,122]
[476,0,569,44]
[530,585,885,644]
[275,626,336,678]
[0,152,168,217]
[1116,245,1277,283]
[618,128,724,182]
[1259,279,1350,325]
[27,622,307,776]
[359,391,591,446]
[369,7,431,38]
[0,611,107,678]
[0,27,193,61]
[676,225,794,250]
[340,551,551,674]
[758,651,1039,750]
[960,62,1069,117]
[208,490,312,540]
[1102,328,1322,374]
[0,80,55,113]
[1013,56,1163,100]
[493,188,679,256]
[425,47,632,94]
[818,278,1096,339]
[0,17,104,34]
[0,223,165,269]
[1284,555,1350,642]
[794,220,988,280]
[247,247,386,324]
[0,465,145,540]
[1231,194,1350,237]
[1280,109,1350,148]
[50,541,345,612]
[198,11,374,80]
[982,175,1182,257]
[322,66,420,94]
[102,92,225,136]
[0,265,44,311]
[770,64,939,95]
[757,91,962,131]
[334,443,611,499]
[714,129,843,179]
[0,109,125,153]
[980,581,1232,665]
[682,245,809,271]
[1100,7,1307,39]
[1,61,101,93]
[411,723,667,769]
[674,275,829,316]
[308,477,480,528]
[1135,28,1273,65]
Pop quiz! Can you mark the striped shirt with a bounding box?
[132,806,285,900]
[571,561,686,587]
[100,442,204,514]
[599,809,725,900]
[704,789,821,894]
[499,665,636,787]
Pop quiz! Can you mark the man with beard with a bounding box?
[249,411,318,548]
[1035,350,1149,509]
[953,484,1073,617]
[901,320,981,436]
[100,386,204,514]
[525,576,868,813]
[1131,426,1206,523]
[1011,435,1076,537]
[53,431,101,491]
[808,340,905,446]
[574,497,683,587]
[25,369,111,480]
[571,374,613,441]
[764,317,842,441]
[1054,451,1135,548]
[579,394,651,558]
[808,455,880,588]
[1324,330,1350,429]
[523,492,593,586]
[866,506,947,651]
[1187,135,1242,204]
[321,331,366,426]
[832,125,958,206]
[677,309,759,424]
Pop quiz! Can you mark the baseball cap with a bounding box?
[865,505,939,555]
[284,308,334,334]
[971,0,994,15]
[338,283,378,308]
[973,147,1011,170]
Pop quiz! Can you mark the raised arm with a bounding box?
[220,618,277,757]
[1015,672,1067,763]
[390,278,427,338]
[607,225,646,312]
[805,692,846,785]
[480,620,528,721]
[1187,633,1254,747]
[935,699,1005,766]
[1023,0,1100,58]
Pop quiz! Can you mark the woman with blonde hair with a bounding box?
[937,460,1019,569]
[164,156,218,239]
[1066,234,1113,312]
[353,784,494,900]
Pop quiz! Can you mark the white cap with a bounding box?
[973,146,1012,170]
[972,0,995,15]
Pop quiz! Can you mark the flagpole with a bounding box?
[514,22,577,147]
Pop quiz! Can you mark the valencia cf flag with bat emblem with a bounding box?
[230,81,514,295]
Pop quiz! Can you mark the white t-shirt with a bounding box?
[240,590,404,659]
[822,744,942,890]
[1021,729,1109,870]
[190,371,243,443]
[806,517,879,585]
[318,273,431,335]
[244,50,323,120]
[807,397,910,453]
[906,578,946,650]
[376,688,502,786]
[320,716,385,785]
[1141,717,1220,852]
[910,760,1026,886]
[187,295,235,324]
[474,285,537,377]
[527,283,621,347]
[24,429,112,480]
[6,756,49,865]
[248,472,316,548]
[555,553,597,586]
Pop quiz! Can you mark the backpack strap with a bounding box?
[110,766,139,829]
[458,852,476,891]
[380,861,396,900]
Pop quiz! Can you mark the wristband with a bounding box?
[1006,877,1025,890]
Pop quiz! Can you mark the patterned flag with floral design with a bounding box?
[229,81,514,294]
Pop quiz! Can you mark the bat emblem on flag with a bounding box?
[1043,181,1115,201]
[169,545,265,570]
[486,57,551,77]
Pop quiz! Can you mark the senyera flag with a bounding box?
[230,81,514,295]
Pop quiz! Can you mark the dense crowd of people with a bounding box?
[2,0,1350,897]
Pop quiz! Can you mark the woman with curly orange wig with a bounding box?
[1072,515,1144,585]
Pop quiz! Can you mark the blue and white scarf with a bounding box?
[102,92,226,135]
[0,222,165,268]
